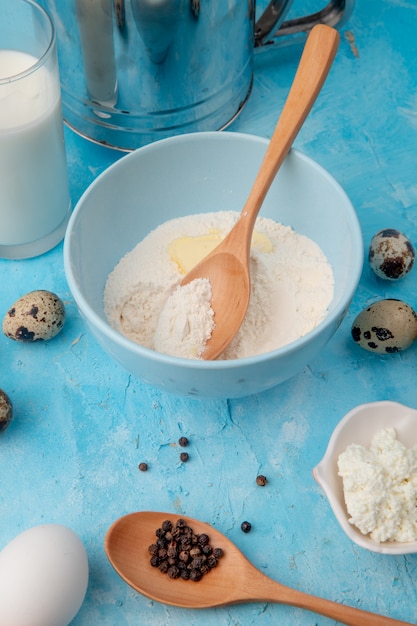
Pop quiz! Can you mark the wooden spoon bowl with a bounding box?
[105,511,413,625]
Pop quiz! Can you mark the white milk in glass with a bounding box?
[0,50,70,250]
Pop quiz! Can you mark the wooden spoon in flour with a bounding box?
[181,24,340,360]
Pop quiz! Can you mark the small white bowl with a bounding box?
[313,401,417,555]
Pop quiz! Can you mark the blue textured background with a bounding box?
[1,1,417,624]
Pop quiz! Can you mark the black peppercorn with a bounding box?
[167,542,178,558]
[158,548,167,560]
[168,565,181,578]
[138,462,148,471]
[178,436,189,447]
[180,452,189,462]
[148,518,224,582]
[256,474,268,486]
[171,526,181,539]
[179,550,189,562]
[189,569,202,582]
[191,556,205,569]
[202,544,212,556]
[207,554,217,569]
[241,521,252,533]
[198,533,209,546]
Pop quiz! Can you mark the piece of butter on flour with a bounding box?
[168,229,273,274]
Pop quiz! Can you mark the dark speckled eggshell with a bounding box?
[0,389,12,432]
[369,228,415,280]
[351,299,417,353]
[2,290,66,342]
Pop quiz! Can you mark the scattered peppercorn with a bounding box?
[178,436,189,447]
[241,521,252,533]
[148,518,224,581]
[180,452,189,462]
[256,474,268,486]
[138,462,148,472]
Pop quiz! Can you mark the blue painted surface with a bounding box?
[1,1,417,624]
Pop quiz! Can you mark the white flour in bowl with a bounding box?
[103,211,334,359]
[154,277,215,359]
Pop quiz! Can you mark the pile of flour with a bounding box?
[103,211,334,359]
[154,278,215,358]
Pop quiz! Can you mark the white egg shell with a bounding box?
[0,524,88,626]
[369,228,415,280]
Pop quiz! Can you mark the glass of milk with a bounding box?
[0,0,71,259]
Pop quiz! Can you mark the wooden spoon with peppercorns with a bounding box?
[105,512,412,626]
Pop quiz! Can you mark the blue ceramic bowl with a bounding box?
[64,132,363,398]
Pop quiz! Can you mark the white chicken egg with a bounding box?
[0,524,88,626]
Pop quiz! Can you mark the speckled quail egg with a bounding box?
[2,290,65,342]
[351,299,417,353]
[0,389,12,433]
[369,228,415,280]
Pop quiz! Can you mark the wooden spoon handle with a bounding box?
[242,572,413,626]
[274,585,413,626]
[241,24,340,234]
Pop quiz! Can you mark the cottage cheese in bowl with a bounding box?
[313,401,417,554]
[338,427,417,543]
